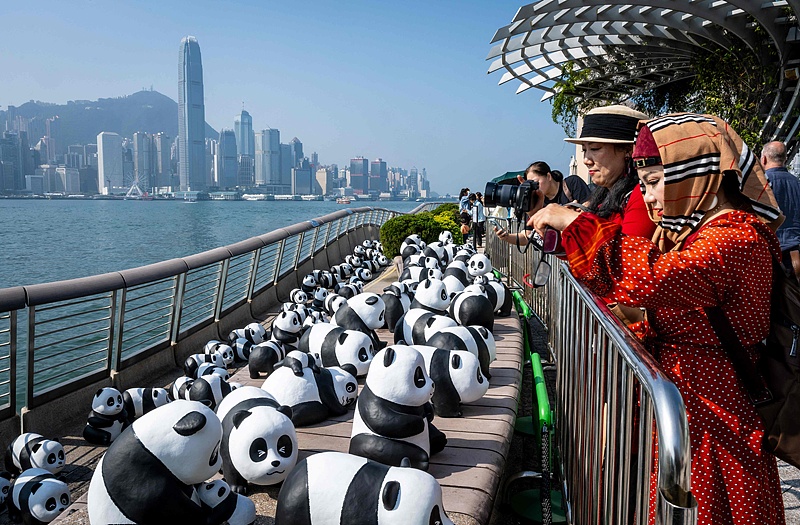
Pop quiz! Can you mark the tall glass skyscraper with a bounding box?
[234,110,255,158]
[178,36,206,191]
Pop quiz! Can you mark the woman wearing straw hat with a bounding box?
[493,105,656,247]
[531,113,786,525]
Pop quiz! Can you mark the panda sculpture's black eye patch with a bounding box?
[106,397,115,406]
[277,435,294,458]
[46,497,56,511]
[358,348,369,362]
[452,354,462,369]
[429,504,444,525]
[60,493,69,506]
[250,438,269,462]
[217,486,226,498]
[414,367,426,388]
[47,454,56,464]
[382,480,401,510]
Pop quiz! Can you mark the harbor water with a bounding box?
[0,199,420,289]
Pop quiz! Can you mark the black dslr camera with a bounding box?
[483,179,540,219]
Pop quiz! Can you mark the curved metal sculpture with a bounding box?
[489,1,800,151]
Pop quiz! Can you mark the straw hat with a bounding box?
[564,105,650,145]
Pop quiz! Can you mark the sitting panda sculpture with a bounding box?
[247,340,286,379]
[227,322,266,346]
[7,467,70,525]
[215,387,298,494]
[331,292,386,352]
[5,434,65,477]
[83,387,129,446]
[275,452,455,525]
[196,479,256,525]
[87,400,246,525]
[426,325,497,380]
[122,387,171,424]
[350,345,446,470]
[262,351,359,427]
[298,322,374,377]
[411,345,489,418]
[448,289,494,331]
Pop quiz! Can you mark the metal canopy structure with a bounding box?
[488,0,800,150]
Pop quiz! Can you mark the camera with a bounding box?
[484,179,540,218]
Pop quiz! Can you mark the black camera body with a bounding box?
[484,179,540,218]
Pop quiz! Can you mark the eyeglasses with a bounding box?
[633,157,661,169]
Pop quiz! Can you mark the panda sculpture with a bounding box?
[87,400,226,524]
[426,325,497,380]
[83,387,128,446]
[409,278,450,314]
[301,274,318,294]
[448,290,495,331]
[187,374,236,410]
[467,253,493,278]
[196,480,257,525]
[393,309,457,345]
[169,376,194,401]
[269,310,304,351]
[7,468,70,525]
[344,255,363,269]
[261,351,358,427]
[380,283,412,332]
[203,341,235,366]
[184,352,226,379]
[441,260,470,297]
[331,292,386,352]
[247,340,286,379]
[289,288,308,305]
[312,269,336,290]
[400,241,421,260]
[349,345,446,470]
[231,337,254,362]
[302,309,329,328]
[310,287,328,312]
[122,387,171,424]
[195,363,230,381]
[354,267,373,282]
[0,470,12,506]
[336,283,361,299]
[324,293,347,316]
[275,452,455,525]
[227,322,266,346]
[439,230,454,244]
[215,387,298,493]
[5,434,65,477]
[298,322,374,376]
[481,279,513,317]
[411,345,489,418]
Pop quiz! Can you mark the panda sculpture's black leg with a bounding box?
[349,434,430,471]
[429,423,447,456]
[499,293,513,317]
[82,424,112,446]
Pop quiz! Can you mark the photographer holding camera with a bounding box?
[488,164,547,248]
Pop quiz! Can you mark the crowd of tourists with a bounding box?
[478,105,798,524]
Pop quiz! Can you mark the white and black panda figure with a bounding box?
[122,387,171,425]
[375,254,391,267]
[332,292,386,352]
[283,302,310,325]
[409,278,450,314]
[411,346,489,418]
[302,309,329,329]
[215,388,298,493]
[404,253,425,268]
[4,434,65,477]
[247,340,286,379]
[361,259,380,275]
[261,351,358,427]
[336,283,361,300]
[203,341,235,366]
[196,363,230,382]
[312,270,337,290]
[398,265,427,284]
[344,254,363,268]
[7,468,70,525]
[350,345,446,470]
[227,322,267,346]
[426,326,497,380]
[448,290,495,332]
[196,480,256,525]
[231,338,254,363]
[439,230,454,245]
[400,241,422,260]
[187,374,236,410]
[330,264,349,282]
[301,274,318,294]
[353,245,367,259]
[275,451,455,525]
[380,283,412,332]
[0,470,12,506]
[310,287,328,312]
[83,387,128,446]
[289,288,309,305]
[442,260,470,297]
[269,310,304,351]
[298,322,374,377]
[453,248,474,264]
[354,267,373,282]
[423,246,446,268]
[393,309,457,346]
[323,294,347,317]
[87,400,225,524]
[467,253,493,279]
[169,376,194,401]
[482,279,513,317]
[184,352,226,379]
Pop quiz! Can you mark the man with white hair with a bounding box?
[761,141,800,279]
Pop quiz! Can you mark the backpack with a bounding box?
[706,261,800,468]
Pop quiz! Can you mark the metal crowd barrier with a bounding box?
[485,217,697,525]
[0,206,400,428]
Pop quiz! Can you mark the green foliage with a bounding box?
[551,62,599,136]
[379,210,461,258]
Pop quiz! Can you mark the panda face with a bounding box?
[274,311,303,334]
[92,387,124,416]
[26,475,70,522]
[468,254,492,277]
[426,268,443,281]
[245,323,267,344]
[363,239,374,249]
[302,274,317,291]
[367,346,433,406]
[228,405,298,485]
[214,346,234,366]
[353,245,366,257]
[378,465,454,525]
[447,350,489,403]
[197,479,230,508]
[290,288,309,304]
[415,279,450,311]
[132,400,222,485]
[314,287,328,302]
[324,294,347,316]
[336,330,374,376]
[329,367,358,408]
[355,268,372,281]
[30,440,65,475]
[439,230,454,244]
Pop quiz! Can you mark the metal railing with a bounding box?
[485,219,697,525]
[0,206,401,418]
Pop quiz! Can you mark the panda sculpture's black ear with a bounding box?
[381,480,401,510]
[341,364,357,378]
[29,481,43,494]
[232,410,252,429]
[366,295,378,306]
[31,443,41,453]
[338,331,348,344]
[400,457,411,468]
[174,411,207,436]
[384,347,396,367]
[277,405,293,420]
[95,389,103,397]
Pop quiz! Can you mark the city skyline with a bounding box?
[0,1,577,194]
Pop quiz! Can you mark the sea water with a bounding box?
[0,199,420,289]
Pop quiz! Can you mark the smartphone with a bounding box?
[488,218,500,228]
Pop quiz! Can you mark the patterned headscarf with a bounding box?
[637,113,783,250]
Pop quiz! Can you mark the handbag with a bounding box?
[705,263,800,468]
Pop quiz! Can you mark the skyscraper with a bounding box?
[234,110,255,158]
[350,157,369,194]
[97,132,123,194]
[178,36,207,191]
[370,158,388,193]
[217,130,238,189]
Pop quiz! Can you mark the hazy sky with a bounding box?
[1,0,579,194]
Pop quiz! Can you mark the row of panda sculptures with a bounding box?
[7,233,512,525]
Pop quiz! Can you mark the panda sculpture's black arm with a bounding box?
[349,433,430,471]
[357,384,426,438]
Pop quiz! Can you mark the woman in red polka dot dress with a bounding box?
[531,113,786,525]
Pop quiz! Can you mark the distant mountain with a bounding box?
[3,90,217,145]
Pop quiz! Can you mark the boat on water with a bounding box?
[336,197,351,204]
